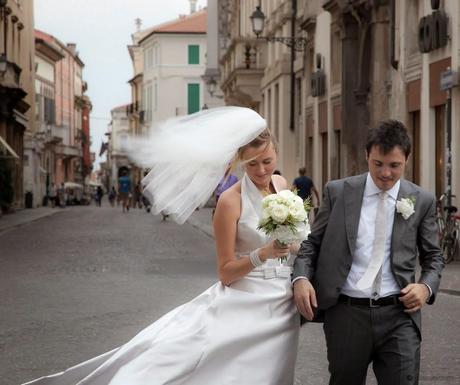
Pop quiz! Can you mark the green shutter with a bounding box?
[187,83,200,114]
[188,45,199,64]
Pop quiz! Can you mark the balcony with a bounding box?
[55,143,81,158]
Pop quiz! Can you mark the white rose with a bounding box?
[289,204,307,222]
[270,203,289,223]
[278,190,296,200]
[262,194,277,208]
[396,198,415,220]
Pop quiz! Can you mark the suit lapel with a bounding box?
[391,179,419,253]
[344,174,367,257]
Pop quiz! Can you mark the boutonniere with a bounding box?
[396,196,416,220]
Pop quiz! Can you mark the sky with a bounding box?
[34,0,208,170]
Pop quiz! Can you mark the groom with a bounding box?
[293,120,444,385]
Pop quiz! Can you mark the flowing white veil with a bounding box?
[127,106,266,224]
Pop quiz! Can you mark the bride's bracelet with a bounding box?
[249,248,264,267]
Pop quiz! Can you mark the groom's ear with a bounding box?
[365,150,369,161]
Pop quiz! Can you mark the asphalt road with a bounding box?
[0,204,459,384]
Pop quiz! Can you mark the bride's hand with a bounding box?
[259,240,290,261]
[289,243,300,255]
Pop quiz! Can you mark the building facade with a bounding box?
[219,0,459,203]
[32,30,91,206]
[34,29,64,206]
[138,9,207,126]
[0,0,35,211]
[106,104,130,190]
[53,40,86,186]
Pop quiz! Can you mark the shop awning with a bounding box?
[0,135,20,159]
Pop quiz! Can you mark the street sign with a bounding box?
[440,69,458,90]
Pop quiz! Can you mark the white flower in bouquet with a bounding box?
[258,190,311,257]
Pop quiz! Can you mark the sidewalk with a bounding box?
[186,207,460,296]
[0,206,64,234]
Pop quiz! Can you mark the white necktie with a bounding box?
[357,191,388,290]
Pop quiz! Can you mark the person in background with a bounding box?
[273,169,282,175]
[132,182,143,209]
[49,183,57,208]
[215,169,238,204]
[213,167,238,217]
[292,167,320,205]
[58,183,66,208]
[108,187,117,207]
[96,186,103,207]
[118,171,131,213]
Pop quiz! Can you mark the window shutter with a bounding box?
[187,83,200,114]
[188,45,199,65]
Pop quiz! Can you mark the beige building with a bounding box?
[106,104,130,189]
[138,9,207,125]
[33,29,64,207]
[219,0,459,203]
[202,0,226,108]
[0,0,35,211]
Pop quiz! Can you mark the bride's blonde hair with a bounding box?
[227,129,278,173]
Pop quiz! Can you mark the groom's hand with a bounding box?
[399,283,430,313]
[293,279,317,321]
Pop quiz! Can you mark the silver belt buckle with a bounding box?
[369,298,380,308]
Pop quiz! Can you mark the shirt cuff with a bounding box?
[292,276,309,286]
[423,283,433,302]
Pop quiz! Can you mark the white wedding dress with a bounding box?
[24,174,300,385]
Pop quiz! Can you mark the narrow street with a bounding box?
[1,204,459,384]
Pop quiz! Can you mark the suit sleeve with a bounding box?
[292,182,333,281]
[417,195,444,304]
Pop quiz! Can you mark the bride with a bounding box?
[23,107,302,385]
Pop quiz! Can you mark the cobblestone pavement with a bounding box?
[0,204,459,384]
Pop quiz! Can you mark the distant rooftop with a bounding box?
[139,9,206,44]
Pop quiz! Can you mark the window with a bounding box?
[187,83,200,114]
[44,97,56,124]
[188,45,199,65]
[153,81,158,111]
[142,83,153,122]
[144,46,153,71]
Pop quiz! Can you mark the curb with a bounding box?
[0,209,64,235]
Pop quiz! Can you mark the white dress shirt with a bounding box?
[341,173,401,298]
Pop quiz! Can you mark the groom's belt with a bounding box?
[338,294,401,308]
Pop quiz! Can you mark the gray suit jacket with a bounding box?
[293,173,444,331]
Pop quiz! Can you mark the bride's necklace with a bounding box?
[260,184,274,197]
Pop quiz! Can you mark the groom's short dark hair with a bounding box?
[366,119,411,159]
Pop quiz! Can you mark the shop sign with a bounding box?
[418,10,448,53]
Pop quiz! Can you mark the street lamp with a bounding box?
[250,2,307,52]
[250,6,265,38]
[250,1,306,130]
[206,77,223,99]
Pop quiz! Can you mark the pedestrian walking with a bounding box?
[48,183,57,208]
[132,182,143,209]
[95,186,103,207]
[118,171,131,213]
[58,183,66,208]
[292,167,320,205]
[22,106,302,385]
[293,120,444,385]
[108,187,117,207]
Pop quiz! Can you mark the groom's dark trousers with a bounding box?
[324,300,420,384]
[293,174,444,385]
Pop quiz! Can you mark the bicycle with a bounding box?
[436,194,460,264]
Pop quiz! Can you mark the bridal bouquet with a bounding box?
[257,190,311,257]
